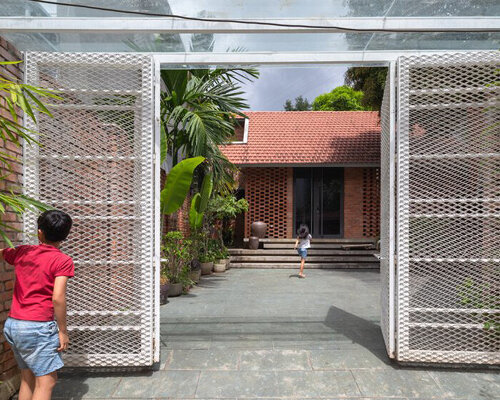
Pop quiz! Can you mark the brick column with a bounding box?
[0,36,23,398]
[343,168,364,238]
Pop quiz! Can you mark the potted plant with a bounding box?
[162,231,193,297]
[160,273,170,305]
[199,252,214,275]
[189,259,202,284]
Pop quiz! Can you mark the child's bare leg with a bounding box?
[32,371,57,400]
[299,258,306,277]
[19,369,36,400]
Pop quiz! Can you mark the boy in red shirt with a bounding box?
[1,210,74,400]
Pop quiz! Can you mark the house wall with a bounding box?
[242,166,380,241]
[0,37,23,397]
[344,167,380,239]
[243,168,294,239]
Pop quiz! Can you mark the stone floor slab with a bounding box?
[275,370,360,397]
[352,369,447,398]
[239,349,311,371]
[165,349,239,370]
[428,370,500,399]
[53,376,122,399]
[309,348,391,370]
[195,371,279,398]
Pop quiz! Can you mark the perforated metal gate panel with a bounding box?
[380,64,396,359]
[24,52,156,367]
[396,51,500,364]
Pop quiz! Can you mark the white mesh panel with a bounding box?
[380,65,395,358]
[397,51,500,365]
[24,52,155,367]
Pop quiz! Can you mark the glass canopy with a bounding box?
[1,0,499,54]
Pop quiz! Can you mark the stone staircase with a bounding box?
[229,238,379,269]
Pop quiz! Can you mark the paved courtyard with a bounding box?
[54,269,499,399]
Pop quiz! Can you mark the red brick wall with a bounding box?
[362,168,380,238]
[243,167,293,239]
[344,168,364,238]
[344,167,380,239]
[0,37,23,384]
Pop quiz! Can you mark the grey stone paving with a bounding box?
[55,269,500,400]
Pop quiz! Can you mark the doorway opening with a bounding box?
[294,167,344,238]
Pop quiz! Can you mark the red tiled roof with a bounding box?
[221,111,380,165]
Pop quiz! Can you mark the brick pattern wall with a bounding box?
[343,168,364,238]
[0,37,23,384]
[362,168,380,238]
[244,168,293,239]
[344,167,380,239]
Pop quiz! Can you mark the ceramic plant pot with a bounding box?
[213,263,226,273]
[251,221,267,238]
[248,236,259,250]
[189,269,201,284]
[160,283,169,305]
[168,282,183,297]
[200,262,213,275]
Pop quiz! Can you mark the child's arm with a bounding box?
[294,237,299,249]
[53,276,70,352]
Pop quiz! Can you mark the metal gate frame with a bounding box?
[22,49,499,367]
[395,51,500,364]
[23,52,160,367]
[380,62,397,359]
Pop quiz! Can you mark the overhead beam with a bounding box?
[153,50,477,67]
[1,17,500,34]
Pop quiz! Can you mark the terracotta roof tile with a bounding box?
[221,111,380,165]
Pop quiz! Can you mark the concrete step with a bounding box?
[230,255,378,263]
[229,263,379,269]
[229,249,377,256]
[263,243,375,249]
[244,238,375,244]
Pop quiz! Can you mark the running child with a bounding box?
[294,224,312,278]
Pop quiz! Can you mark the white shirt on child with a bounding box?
[297,234,312,249]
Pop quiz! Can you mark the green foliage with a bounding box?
[458,276,500,335]
[312,86,367,111]
[0,61,60,245]
[161,156,205,215]
[160,68,258,193]
[161,231,193,284]
[207,194,249,222]
[284,95,311,111]
[344,67,388,111]
[189,172,213,231]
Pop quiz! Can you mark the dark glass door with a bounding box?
[294,168,343,238]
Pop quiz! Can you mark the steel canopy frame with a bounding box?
[152,50,479,67]
[2,16,499,33]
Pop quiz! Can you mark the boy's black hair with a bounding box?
[297,224,310,239]
[37,210,73,242]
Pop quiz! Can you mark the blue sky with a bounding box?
[239,66,347,111]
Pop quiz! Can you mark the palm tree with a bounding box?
[160,67,258,192]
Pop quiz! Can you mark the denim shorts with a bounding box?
[3,318,63,376]
[297,248,308,258]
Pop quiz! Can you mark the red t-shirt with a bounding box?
[3,244,74,321]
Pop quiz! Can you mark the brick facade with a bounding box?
[243,168,293,239]
[343,167,380,239]
[0,37,23,395]
[243,166,380,240]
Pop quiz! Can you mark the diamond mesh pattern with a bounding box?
[397,51,500,365]
[24,52,155,367]
[380,70,395,357]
